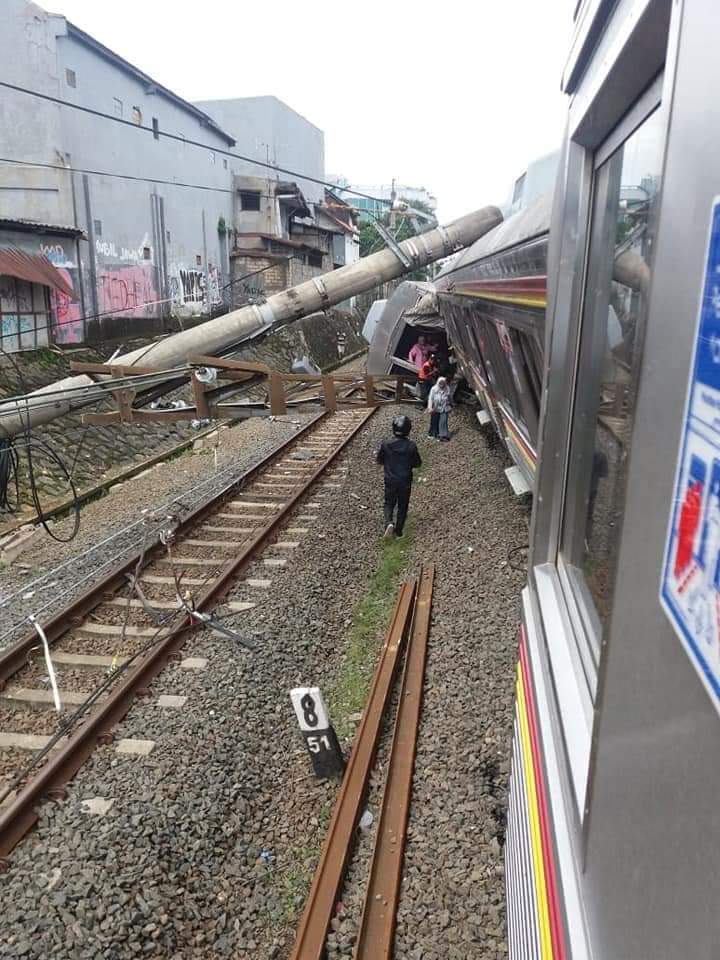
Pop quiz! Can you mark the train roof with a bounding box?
[436,192,552,284]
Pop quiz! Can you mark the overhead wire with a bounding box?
[0,80,392,207]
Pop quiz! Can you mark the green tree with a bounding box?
[359,197,438,281]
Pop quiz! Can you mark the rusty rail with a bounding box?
[0,411,333,687]
[0,407,376,862]
[289,579,417,960]
[354,563,435,959]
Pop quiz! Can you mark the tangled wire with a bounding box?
[0,347,81,542]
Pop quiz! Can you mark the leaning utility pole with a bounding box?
[0,205,502,437]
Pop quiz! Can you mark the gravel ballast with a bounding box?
[0,402,526,960]
[0,415,313,653]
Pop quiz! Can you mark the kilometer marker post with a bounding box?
[290,686,345,780]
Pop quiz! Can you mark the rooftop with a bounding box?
[65,21,236,146]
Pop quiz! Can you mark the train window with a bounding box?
[559,105,665,675]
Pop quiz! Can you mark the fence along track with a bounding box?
[0,407,375,863]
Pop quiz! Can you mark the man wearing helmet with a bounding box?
[375,414,422,538]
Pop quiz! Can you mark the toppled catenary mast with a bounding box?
[0,206,502,437]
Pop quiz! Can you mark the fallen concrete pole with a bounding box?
[0,206,502,437]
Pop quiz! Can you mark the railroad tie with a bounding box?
[75,622,166,638]
[0,732,54,752]
[40,652,128,671]
[182,539,246,548]
[104,598,181,611]
[198,525,255,534]
[140,575,206,586]
[0,688,90,711]
[157,557,217,566]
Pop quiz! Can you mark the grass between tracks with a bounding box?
[327,519,415,741]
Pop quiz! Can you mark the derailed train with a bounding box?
[371,1,720,957]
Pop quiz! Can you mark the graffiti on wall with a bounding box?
[96,265,158,317]
[208,265,222,306]
[51,268,83,344]
[179,268,206,303]
[95,236,152,265]
[35,241,83,344]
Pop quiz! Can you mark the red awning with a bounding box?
[0,248,75,298]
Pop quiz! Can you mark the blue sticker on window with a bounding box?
[661,198,720,710]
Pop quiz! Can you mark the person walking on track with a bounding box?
[375,415,422,539]
[427,376,452,441]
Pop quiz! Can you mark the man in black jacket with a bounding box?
[375,414,422,538]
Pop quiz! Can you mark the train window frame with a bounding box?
[531,74,667,821]
[558,96,664,695]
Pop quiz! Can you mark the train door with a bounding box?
[507,2,720,959]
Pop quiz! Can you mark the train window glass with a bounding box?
[559,105,665,668]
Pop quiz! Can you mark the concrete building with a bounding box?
[0,3,352,353]
[330,177,438,222]
[193,96,325,208]
[226,183,359,308]
[195,99,359,309]
[0,0,238,349]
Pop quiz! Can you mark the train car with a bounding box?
[366,3,719,956]
[505,2,720,958]
[365,159,555,492]
[365,279,448,380]
[433,191,552,492]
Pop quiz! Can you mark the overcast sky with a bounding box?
[52,0,574,221]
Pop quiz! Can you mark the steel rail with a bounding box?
[354,563,435,959]
[0,407,375,861]
[289,578,417,960]
[0,411,331,687]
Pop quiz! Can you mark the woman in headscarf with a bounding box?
[427,376,452,441]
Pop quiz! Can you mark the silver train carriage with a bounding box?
[506,2,719,958]
[433,194,551,493]
[371,1,720,957]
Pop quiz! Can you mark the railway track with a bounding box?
[0,407,374,864]
[290,565,434,960]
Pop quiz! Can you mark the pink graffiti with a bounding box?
[50,268,83,344]
[97,265,158,317]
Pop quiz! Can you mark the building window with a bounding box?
[210,151,216,164]
[0,277,51,353]
[113,98,123,118]
[307,250,323,268]
[166,230,171,243]
[196,255,202,266]
[65,68,76,88]
[559,105,665,685]
[239,191,262,211]
[143,247,151,260]
[93,219,102,237]
[152,117,159,140]
[131,106,142,125]
[223,158,228,170]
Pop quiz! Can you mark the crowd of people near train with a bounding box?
[408,333,456,441]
